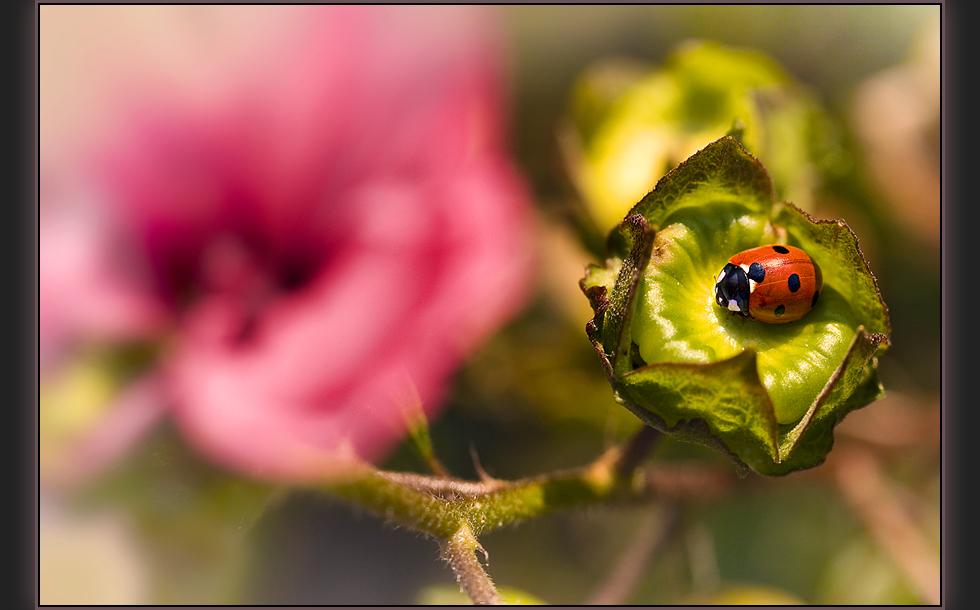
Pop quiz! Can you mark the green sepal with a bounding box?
[580,136,890,476]
[617,349,774,478]
[626,134,774,234]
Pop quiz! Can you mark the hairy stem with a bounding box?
[329,447,626,540]
[327,430,734,541]
[440,523,501,605]
[323,427,732,604]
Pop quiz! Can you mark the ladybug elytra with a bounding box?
[714,244,822,323]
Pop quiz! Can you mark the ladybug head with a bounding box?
[715,263,750,316]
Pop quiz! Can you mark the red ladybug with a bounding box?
[714,244,823,323]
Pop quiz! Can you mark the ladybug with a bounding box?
[714,244,823,323]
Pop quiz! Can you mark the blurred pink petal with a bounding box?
[40,5,533,482]
[39,185,170,371]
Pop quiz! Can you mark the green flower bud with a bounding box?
[563,40,847,235]
[581,137,889,476]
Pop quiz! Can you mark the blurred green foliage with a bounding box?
[563,41,845,233]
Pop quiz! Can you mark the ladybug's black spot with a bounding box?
[747,262,765,283]
[787,273,801,292]
[774,304,786,317]
[772,245,790,254]
[811,290,820,307]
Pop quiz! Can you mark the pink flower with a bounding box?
[39,6,533,482]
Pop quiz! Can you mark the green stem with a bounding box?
[329,449,623,540]
[324,444,630,605]
[325,428,685,541]
[440,523,500,605]
[321,428,732,604]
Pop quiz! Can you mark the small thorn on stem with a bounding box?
[470,444,496,484]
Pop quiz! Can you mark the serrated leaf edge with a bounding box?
[626,135,776,231]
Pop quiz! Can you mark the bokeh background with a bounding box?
[38,5,941,605]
